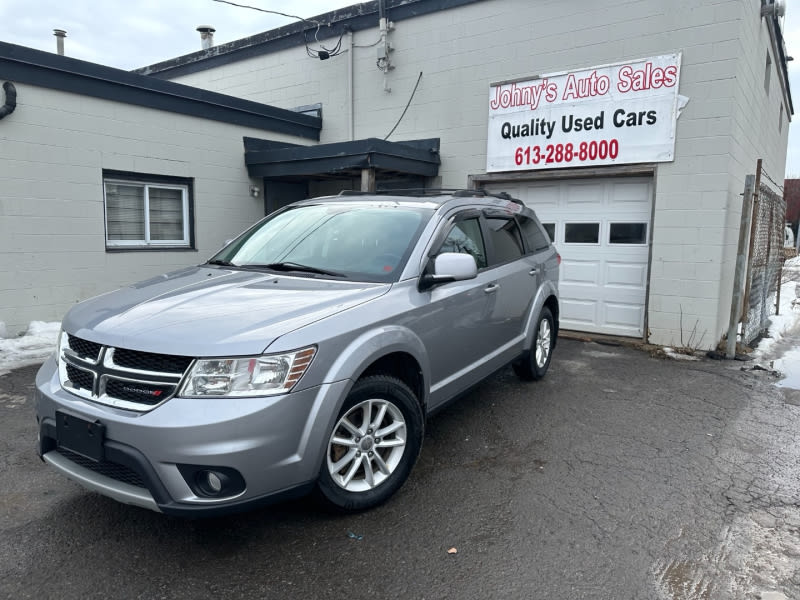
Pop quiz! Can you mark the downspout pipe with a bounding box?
[0,81,17,120]
[346,28,354,140]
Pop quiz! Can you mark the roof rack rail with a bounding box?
[336,188,523,204]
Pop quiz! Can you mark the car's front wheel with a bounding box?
[513,306,555,381]
[317,375,423,511]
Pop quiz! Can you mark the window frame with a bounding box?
[608,221,649,246]
[102,170,195,251]
[433,213,489,271]
[564,222,601,245]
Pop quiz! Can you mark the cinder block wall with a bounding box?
[0,85,300,336]
[167,0,789,348]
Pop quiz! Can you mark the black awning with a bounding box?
[244,137,440,180]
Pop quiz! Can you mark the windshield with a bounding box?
[210,203,433,282]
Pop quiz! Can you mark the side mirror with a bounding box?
[419,252,478,290]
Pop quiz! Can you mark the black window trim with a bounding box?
[102,169,196,252]
[428,210,488,272]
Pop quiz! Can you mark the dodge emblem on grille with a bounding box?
[122,386,163,397]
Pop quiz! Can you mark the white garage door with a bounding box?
[491,177,652,337]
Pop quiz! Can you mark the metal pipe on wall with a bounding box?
[347,28,354,140]
[727,174,755,359]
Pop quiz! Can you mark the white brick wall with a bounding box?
[169,0,793,348]
[0,84,303,336]
[2,0,780,348]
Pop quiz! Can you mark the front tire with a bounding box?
[513,306,554,381]
[317,375,423,511]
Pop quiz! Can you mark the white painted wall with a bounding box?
[0,84,302,336]
[171,0,791,348]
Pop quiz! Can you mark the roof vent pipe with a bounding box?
[196,26,215,50]
[53,29,66,56]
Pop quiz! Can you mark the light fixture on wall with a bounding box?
[249,185,260,198]
[761,1,786,18]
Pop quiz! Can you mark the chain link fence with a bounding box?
[740,181,785,345]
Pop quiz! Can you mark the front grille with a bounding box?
[67,335,101,361]
[113,348,193,374]
[106,380,176,406]
[59,335,193,412]
[57,448,146,488]
[66,364,94,391]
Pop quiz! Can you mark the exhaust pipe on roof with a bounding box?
[53,29,66,55]
[196,26,215,50]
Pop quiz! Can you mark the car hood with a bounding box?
[63,266,390,356]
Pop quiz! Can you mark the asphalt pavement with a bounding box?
[2,339,799,599]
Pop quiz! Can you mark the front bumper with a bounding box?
[35,356,349,516]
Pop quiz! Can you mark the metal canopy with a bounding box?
[244,137,441,181]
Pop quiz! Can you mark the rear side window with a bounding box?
[518,216,551,253]
[485,218,524,264]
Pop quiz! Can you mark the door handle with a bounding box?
[484,283,499,293]
[529,268,539,276]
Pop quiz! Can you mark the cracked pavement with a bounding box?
[1,338,799,599]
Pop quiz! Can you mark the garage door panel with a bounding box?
[605,262,648,288]
[560,299,598,326]
[610,181,651,204]
[564,183,604,207]
[603,302,646,332]
[562,260,601,284]
[523,184,559,207]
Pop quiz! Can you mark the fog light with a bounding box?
[179,464,246,499]
[195,469,232,497]
[206,471,222,493]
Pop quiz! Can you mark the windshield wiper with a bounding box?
[243,262,346,278]
[206,259,237,267]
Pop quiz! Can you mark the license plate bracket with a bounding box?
[56,411,105,462]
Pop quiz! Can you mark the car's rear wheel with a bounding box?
[513,306,554,381]
[317,375,423,511]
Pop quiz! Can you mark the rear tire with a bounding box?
[316,375,423,511]
[513,306,554,381]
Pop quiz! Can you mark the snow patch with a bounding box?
[663,347,700,361]
[0,321,60,377]
[751,264,800,389]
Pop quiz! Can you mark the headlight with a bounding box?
[179,346,316,398]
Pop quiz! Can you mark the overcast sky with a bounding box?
[2,0,800,178]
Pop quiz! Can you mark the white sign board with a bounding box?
[486,54,682,172]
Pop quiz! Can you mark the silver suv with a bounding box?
[35,190,560,515]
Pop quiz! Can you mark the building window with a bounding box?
[609,223,647,244]
[765,51,772,94]
[103,171,193,250]
[564,222,600,244]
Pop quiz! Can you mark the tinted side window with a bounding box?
[439,218,487,269]
[485,218,524,264]
[518,216,551,253]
